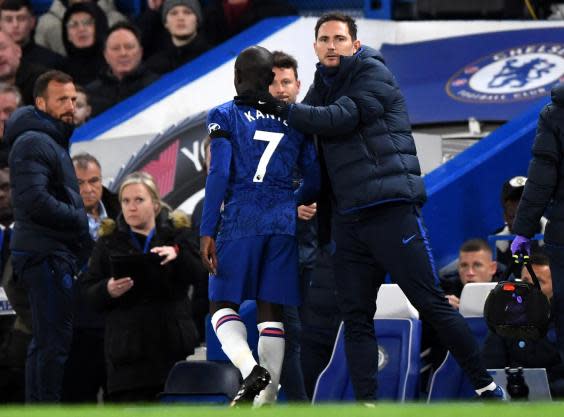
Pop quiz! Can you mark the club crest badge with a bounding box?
[447,43,564,103]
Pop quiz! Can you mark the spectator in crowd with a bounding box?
[61,2,109,86]
[62,153,119,403]
[482,252,564,397]
[0,0,63,69]
[145,0,211,75]
[73,85,92,125]
[0,158,30,404]
[238,12,503,400]
[135,0,171,60]
[0,82,21,161]
[5,70,90,402]
[0,30,48,105]
[35,0,126,57]
[440,238,500,310]
[494,176,545,268]
[86,21,159,117]
[82,171,201,402]
[203,0,297,46]
[266,50,308,402]
[512,83,564,370]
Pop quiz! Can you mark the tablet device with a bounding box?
[110,253,163,289]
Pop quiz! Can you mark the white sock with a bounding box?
[475,382,497,395]
[254,321,285,405]
[211,308,257,379]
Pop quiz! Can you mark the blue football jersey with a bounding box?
[202,101,317,241]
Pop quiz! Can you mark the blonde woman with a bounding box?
[82,172,203,402]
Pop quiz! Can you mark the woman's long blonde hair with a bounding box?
[118,171,171,215]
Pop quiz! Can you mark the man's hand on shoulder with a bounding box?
[235,92,290,119]
[200,235,218,275]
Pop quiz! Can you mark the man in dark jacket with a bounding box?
[238,12,502,400]
[144,0,211,76]
[86,22,159,117]
[5,70,89,402]
[512,83,564,369]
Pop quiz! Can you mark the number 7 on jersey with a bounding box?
[253,130,284,183]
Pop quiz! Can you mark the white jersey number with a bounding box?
[252,130,284,183]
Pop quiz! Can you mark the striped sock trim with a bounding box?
[215,314,243,331]
[260,327,285,338]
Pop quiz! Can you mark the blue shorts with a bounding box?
[209,235,300,306]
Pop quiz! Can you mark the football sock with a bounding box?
[211,308,257,379]
[255,321,285,404]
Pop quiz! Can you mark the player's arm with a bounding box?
[294,136,320,206]
[200,134,232,274]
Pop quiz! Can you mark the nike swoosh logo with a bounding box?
[402,234,416,245]
[258,100,266,104]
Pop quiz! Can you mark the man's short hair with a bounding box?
[105,21,142,50]
[314,12,357,41]
[33,70,74,100]
[0,82,22,106]
[272,50,299,80]
[0,0,34,13]
[460,238,492,255]
[72,153,101,171]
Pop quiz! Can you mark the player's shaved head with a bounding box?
[234,45,275,95]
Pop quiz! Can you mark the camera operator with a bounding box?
[481,252,564,397]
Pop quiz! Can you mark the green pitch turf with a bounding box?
[2,403,564,417]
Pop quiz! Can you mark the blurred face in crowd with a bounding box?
[0,167,11,223]
[0,6,35,45]
[35,81,77,124]
[165,5,198,40]
[0,89,19,137]
[270,66,300,104]
[104,28,143,80]
[458,249,497,285]
[314,19,360,67]
[66,12,96,49]
[121,183,158,234]
[75,160,102,214]
[73,90,91,125]
[0,31,21,81]
[522,264,553,300]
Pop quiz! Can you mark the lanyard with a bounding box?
[129,228,156,254]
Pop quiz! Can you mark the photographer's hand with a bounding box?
[510,235,531,256]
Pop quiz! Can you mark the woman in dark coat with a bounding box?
[82,171,202,402]
[61,2,109,86]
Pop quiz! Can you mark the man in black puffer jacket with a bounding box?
[238,13,502,401]
[512,83,564,369]
[5,70,89,402]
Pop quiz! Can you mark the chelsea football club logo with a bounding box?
[446,43,564,103]
[378,345,389,371]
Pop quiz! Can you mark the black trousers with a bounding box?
[333,203,493,400]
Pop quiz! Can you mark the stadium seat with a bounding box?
[159,360,240,404]
[459,282,497,318]
[313,284,421,402]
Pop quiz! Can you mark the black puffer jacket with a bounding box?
[81,208,202,394]
[513,84,564,245]
[5,106,88,257]
[289,46,426,215]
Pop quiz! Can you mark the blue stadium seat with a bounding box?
[312,317,422,402]
[159,360,240,404]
